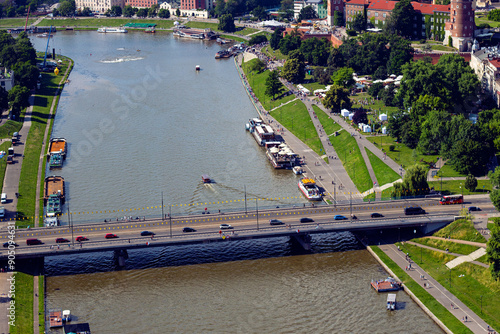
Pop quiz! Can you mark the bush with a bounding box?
[248,35,268,46]
[389,145,395,151]
[347,30,357,37]
[420,39,426,44]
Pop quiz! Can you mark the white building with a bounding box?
[0,69,14,92]
[294,0,322,20]
[470,47,500,107]
[76,0,125,14]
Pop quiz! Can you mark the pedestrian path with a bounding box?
[378,243,493,334]
[424,236,487,248]
[445,247,487,269]
[0,272,13,334]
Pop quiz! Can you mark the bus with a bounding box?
[439,195,463,205]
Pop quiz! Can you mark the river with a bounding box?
[31,31,442,334]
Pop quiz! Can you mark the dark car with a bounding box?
[183,227,197,233]
[300,217,314,223]
[3,242,18,247]
[371,213,384,218]
[55,238,70,243]
[140,231,156,236]
[468,206,480,212]
[404,207,426,215]
[334,215,347,220]
[105,233,118,239]
[26,238,42,245]
[75,236,88,242]
[269,219,284,225]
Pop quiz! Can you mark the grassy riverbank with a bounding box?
[39,18,175,29]
[365,147,400,186]
[370,246,473,334]
[16,56,73,227]
[10,272,33,334]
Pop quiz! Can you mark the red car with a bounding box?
[75,236,88,242]
[105,233,118,239]
[56,238,70,243]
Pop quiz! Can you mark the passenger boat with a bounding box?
[49,309,63,328]
[245,118,262,131]
[371,277,402,292]
[386,294,396,310]
[298,178,322,200]
[44,176,65,204]
[97,27,127,33]
[215,50,233,59]
[252,123,275,146]
[265,142,297,169]
[202,174,211,183]
[293,166,304,175]
[37,33,53,38]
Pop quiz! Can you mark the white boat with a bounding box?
[246,118,263,131]
[97,27,128,33]
[265,142,297,169]
[196,65,201,71]
[298,178,322,200]
[293,166,303,175]
[386,294,396,311]
[252,124,275,146]
[62,310,71,322]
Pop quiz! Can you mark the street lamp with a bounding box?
[256,199,259,231]
[460,183,463,209]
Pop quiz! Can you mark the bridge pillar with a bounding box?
[113,249,129,267]
[10,257,45,275]
[291,233,312,251]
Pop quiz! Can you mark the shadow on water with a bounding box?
[44,232,364,276]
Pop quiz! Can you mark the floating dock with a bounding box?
[49,309,63,328]
[371,277,402,292]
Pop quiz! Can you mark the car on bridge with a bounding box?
[269,219,284,225]
[468,206,481,212]
[75,236,88,242]
[105,233,118,239]
[56,238,70,243]
[3,242,18,248]
[300,217,314,223]
[370,213,384,218]
[334,215,347,220]
[26,238,42,245]
[140,231,156,236]
[220,224,233,229]
[183,227,197,233]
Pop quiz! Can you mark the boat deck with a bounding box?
[371,280,402,292]
[49,140,66,153]
[49,309,63,328]
[44,176,65,200]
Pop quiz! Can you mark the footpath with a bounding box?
[376,244,494,334]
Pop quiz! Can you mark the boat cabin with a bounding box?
[202,175,211,183]
[386,294,396,311]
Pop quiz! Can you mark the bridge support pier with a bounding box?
[291,233,312,251]
[114,249,129,267]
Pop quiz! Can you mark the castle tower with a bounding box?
[444,0,475,51]
[327,0,344,27]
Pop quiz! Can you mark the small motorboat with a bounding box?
[202,175,211,183]
[292,166,303,175]
[195,65,201,71]
[386,294,396,311]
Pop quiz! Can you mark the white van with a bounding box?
[1,193,6,204]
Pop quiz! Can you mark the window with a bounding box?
[375,12,378,17]
[375,19,378,24]
[383,13,386,18]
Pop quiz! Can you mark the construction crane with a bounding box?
[24,5,31,32]
[42,26,53,69]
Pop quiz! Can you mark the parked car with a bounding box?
[55,238,70,243]
[334,215,347,220]
[183,227,197,233]
[140,231,156,236]
[219,224,233,229]
[269,219,284,225]
[468,206,480,212]
[75,236,88,242]
[105,233,118,239]
[371,213,384,218]
[300,217,314,223]
[6,156,13,164]
[1,193,6,204]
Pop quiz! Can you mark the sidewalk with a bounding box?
[378,244,493,334]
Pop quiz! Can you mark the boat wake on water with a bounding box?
[100,56,144,64]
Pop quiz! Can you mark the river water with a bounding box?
[31,31,442,334]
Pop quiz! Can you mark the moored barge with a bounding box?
[44,176,65,204]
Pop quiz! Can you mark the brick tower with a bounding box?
[444,0,475,51]
[327,0,344,27]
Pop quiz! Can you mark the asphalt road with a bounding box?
[1,197,493,250]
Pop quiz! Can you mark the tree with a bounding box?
[148,6,158,17]
[297,5,317,22]
[218,14,236,33]
[331,67,354,89]
[384,0,415,38]
[491,190,500,211]
[486,219,500,280]
[351,13,366,32]
[322,85,351,113]
[417,109,449,154]
[333,11,344,26]
[249,58,266,73]
[381,83,396,107]
[58,0,76,16]
[270,28,284,50]
[299,38,330,66]
[352,109,367,125]
[0,87,8,111]
[158,8,170,18]
[488,9,500,22]
[368,82,384,98]
[281,58,305,83]
[8,85,30,119]
[123,5,135,17]
[373,66,386,80]
[249,35,268,45]
[176,8,181,16]
[136,8,148,17]
[387,36,413,75]
[279,33,301,55]
[465,174,478,193]
[80,7,92,16]
[488,166,500,188]
[391,164,429,198]
[251,6,267,20]
[265,70,283,100]
[110,5,122,17]
[12,61,39,89]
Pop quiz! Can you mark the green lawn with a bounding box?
[411,237,480,255]
[365,148,400,186]
[439,163,467,178]
[433,219,487,243]
[241,59,295,110]
[185,21,219,31]
[350,92,399,115]
[0,18,36,28]
[314,105,372,192]
[366,135,438,169]
[0,120,23,140]
[271,101,327,159]
[397,242,500,331]
[431,45,456,52]
[301,82,325,93]
[261,45,288,61]
[428,180,492,195]
[39,18,175,29]
[475,15,500,28]
[370,246,473,334]
[220,34,247,43]
[10,272,33,334]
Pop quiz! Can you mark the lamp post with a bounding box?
[169,204,172,238]
[480,295,483,314]
[460,183,463,209]
[161,192,164,221]
[244,185,247,214]
[256,199,259,231]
